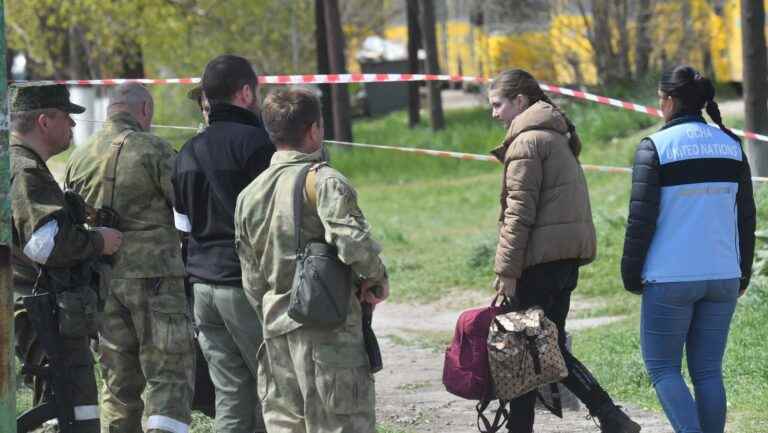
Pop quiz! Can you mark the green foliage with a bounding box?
[7,0,396,79]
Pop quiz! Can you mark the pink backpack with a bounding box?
[443,301,508,400]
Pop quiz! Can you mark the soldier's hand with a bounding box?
[360,278,389,305]
[95,227,123,255]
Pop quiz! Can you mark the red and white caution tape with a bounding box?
[537,83,768,143]
[326,140,768,183]
[326,140,495,162]
[70,117,768,182]
[13,78,200,86]
[19,73,768,143]
[258,73,484,84]
[13,74,481,87]
[538,84,663,118]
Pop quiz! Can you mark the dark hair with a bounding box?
[489,69,582,157]
[262,87,322,148]
[659,65,740,143]
[202,54,257,104]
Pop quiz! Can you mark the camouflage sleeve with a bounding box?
[46,214,104,266]
[234,207,267,314]
[316,175,387,284]
[142,136,177,207]
[12,166,104,266]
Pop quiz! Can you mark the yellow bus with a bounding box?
[369,0,763,85]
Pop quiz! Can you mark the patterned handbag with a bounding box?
[487,307,568,400]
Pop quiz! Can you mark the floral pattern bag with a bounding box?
[487,307,568,400]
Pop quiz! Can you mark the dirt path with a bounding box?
[372,294,672,433]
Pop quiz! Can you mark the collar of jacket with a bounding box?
[489,100,568,162]
[661,113,706,130]
[108,111,143,132]
[208,103,262,127]
[10,134,47,166]
[270,146,327,166]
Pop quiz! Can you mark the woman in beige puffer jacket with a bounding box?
[488,70,640,433]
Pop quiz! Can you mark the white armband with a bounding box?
[23,219,60,264]
[173,208,192,232]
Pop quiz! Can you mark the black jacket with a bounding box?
[172,103,275,286]
[621,115,756,293]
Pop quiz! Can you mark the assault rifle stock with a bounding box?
[16,293,77,433]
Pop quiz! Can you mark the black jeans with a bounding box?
[506,260,612,433]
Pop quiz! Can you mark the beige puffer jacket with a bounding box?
[490,100,597,280]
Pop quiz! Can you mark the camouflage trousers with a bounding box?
[193,283,266,433]
[98,277,194,433]
[257,303,375,433]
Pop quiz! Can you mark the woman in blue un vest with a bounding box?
[621,65,756,433]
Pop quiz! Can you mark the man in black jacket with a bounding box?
[172,54,274,433]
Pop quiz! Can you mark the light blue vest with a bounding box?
[642,121,743,283]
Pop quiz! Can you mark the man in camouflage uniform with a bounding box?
[234,87,389,433]
[65,83,194,433]
[10,84,124,433]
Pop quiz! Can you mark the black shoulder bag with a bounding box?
[287,163,353,327]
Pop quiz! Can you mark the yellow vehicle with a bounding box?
[373,0,763,85]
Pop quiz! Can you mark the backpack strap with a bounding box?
[537,385,564,418]
[476,399,510,433]
[102,130,133,209]
[293,164,313,257]
[304,162,325,209]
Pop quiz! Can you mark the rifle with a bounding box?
[64,189,120,229]
[362,302,383,373]
[16,292,77,433]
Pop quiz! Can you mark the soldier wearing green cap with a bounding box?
[10,84,124,433]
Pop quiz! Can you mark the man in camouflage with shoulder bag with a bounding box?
[65,83,194,433]
[234,87,389,433]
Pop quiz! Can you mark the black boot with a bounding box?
[590,402,641,433]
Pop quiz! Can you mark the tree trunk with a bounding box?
[325,0,352,141]
[635,0,653,77]
[591,1,619,86]
[613,0,631,80]
[406,0,421,128]
[741,0,768,176]
[315,0,335,140]
[323,0,353,141]
[420,0,445,130]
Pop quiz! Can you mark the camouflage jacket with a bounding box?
[65,111,184,278]
[10,136,104,290]
[234,148,387,338]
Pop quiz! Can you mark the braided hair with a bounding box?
[489,69,582,157]
[660,65,741,143]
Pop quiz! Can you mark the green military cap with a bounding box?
[186,85,203,102]
[10,84,86,114]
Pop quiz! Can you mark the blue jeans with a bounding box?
[641,279,739,433]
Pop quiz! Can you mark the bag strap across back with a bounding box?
[292,163,325,257]
[102,130,133,209]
